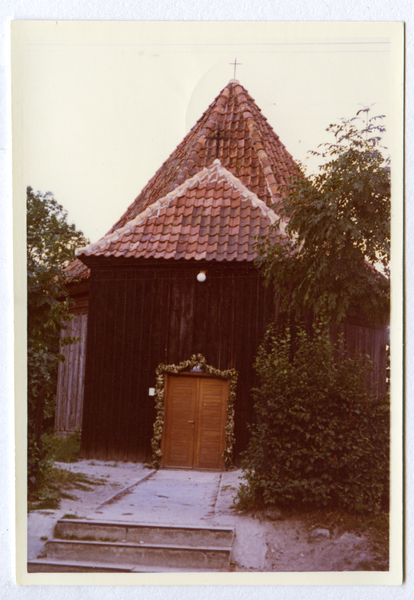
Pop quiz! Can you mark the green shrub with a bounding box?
[43,432,81,463]
[238,321,390,514]
[28,432,81,508]
[27,434,54,497]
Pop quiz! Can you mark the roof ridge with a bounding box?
[107,85,232,235]
[231,82,283,208]
[76,160,285,258]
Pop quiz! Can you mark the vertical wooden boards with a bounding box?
[79,258,389,463]
[77,260,280,461]
[55,313,88,435]
[70,256,389,464]
[80,267,112,459]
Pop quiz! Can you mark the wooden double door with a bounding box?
[162,373,229,470]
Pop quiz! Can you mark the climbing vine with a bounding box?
[148,354,237,470]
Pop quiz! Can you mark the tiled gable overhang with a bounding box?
[76,160,287,265]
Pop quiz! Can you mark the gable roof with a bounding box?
[67,79,298,280]
[76,160,287,264]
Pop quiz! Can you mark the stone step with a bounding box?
[46,539,232,570]
[54,519,234,548]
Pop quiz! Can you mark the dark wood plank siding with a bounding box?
[80,259,275,462]
[80,258,388,462]
[55,313,88,435]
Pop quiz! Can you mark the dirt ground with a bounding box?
[27,460,388,572]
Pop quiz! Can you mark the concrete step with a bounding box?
[27,559,133,573]
[46,538,232,570]
[54,518,234,548]
[27,558,227,573]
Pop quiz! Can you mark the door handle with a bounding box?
[188,420,194,423]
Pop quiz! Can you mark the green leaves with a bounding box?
[256,108,390,325]
[237,321,390,513]
[27,187,89,491]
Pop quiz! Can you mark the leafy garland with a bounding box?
[148,354,237,470]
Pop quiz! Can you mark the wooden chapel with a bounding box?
[55,78,388,467]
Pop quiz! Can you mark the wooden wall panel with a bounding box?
[55,313,88,435]
[80,260,275,462]
[79,258,389,463]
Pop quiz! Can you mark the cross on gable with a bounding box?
[206,124,232,158]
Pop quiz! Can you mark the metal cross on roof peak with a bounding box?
[230,58,242,80]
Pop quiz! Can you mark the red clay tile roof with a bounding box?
[76,160,287,263]
[67,79,298,280]
[64,255,91,281]
[110,79,299,228]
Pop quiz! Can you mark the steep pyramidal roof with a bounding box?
[68,79,299,281]
[110,79,298,231]
[76,160,287,264]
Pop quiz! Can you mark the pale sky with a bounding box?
[15,22,399,243]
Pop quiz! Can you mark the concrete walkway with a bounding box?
[27,460,381,572]
[28,462,246,566]
[94,469,223,525]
